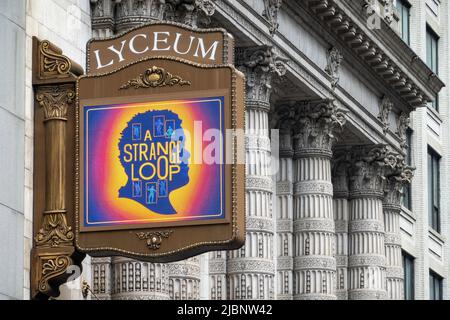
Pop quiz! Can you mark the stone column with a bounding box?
[332,150,351,300]
[226,46,285,300]
[209,251,227,300]
[348,145,391,300]
[168,257,201,300]
[273,105,295,300]
[111,258,170,300]
[384,163,414,300]
[292,100,346,300]
[91,258,112,299]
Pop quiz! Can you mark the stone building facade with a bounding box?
[0,0,449,300]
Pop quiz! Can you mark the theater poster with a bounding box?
[75,58,245,262]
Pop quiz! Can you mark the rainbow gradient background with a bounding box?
[83,97,225,228]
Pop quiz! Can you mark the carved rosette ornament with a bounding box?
[378,96,393,134]
[325,47,343,89]
[262,0,282,35]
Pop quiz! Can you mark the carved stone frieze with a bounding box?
[293,256,336,271]
[294,181,333,196]
[227,260,275,274]
[246,217,274,232]
[246,176,273,192]
[293,219,335,233]
[348,254,386,268]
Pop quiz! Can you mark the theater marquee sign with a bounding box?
[31,22,245,299]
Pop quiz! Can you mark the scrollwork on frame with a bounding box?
[35,212,74,247]
[39,40,72,79]
[38,255,72,295]
[136,230,173,250]
[120,66,191,90]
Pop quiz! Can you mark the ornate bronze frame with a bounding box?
[31,37,85,300]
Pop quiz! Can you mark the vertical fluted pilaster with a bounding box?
[332,152,351,300]
[348,145,393,300]
[384,164,414,300]
[226,46,286,300]
[273,106,295,300]
[111,257,170,300]
[292,100,346,300]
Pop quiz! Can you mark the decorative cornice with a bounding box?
[301,0,445,109]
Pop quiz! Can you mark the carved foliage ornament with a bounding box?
[294,100,347,153]
[396,112,410,150]
[120,66,191,90]
[262,0,282,35]
[325,47,343,89]
[136,230,174,250]
[35,212,75,247]
[236,46,287,104]
[378,96,393,134]
[39,40,73,79]
[39,256,72,294]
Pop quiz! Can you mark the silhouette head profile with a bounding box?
[118,110,190,214]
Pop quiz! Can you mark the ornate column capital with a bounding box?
[384,164,414,207]
[36,85,75,122]
[165,0,215,27]
[236,46,287,111]
[349,145,407,198]
[293,99,347,158]
[270,104,295,157]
